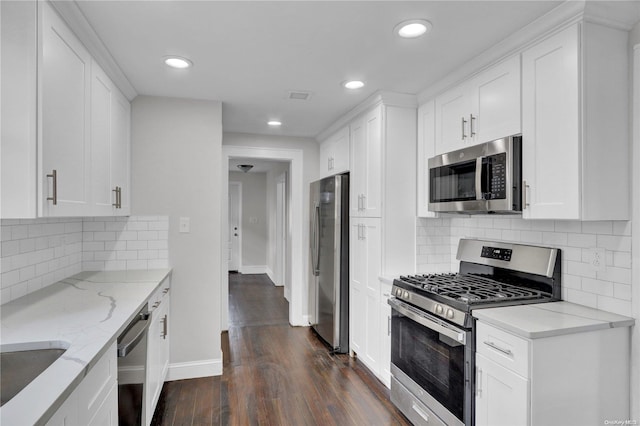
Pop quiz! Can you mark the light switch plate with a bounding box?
[179,217,190,233]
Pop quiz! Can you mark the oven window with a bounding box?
[430,159,477,203]
[391,310,465,422]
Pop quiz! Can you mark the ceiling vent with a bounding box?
[287,91,312,101]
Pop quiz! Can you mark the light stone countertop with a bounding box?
[0,269,172,426]
[472,301,635,339]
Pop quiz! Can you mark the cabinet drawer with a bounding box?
[476,322,529,378]
[149,278,171,309]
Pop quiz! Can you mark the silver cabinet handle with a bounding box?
[461,117,467,140]
[163,287,170,294]
[523,180,530,209]
[162,314,168,339]
[483,340,513,356]
[387,315,391,336]
[113,187,119,208]
[47,170,58,205]
[470,114,476,137]
[361,194,366,210]
[476,367,483,397]
[113,186,122,208]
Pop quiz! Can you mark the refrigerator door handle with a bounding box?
[313,203,321,276]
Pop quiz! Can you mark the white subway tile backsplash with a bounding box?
[417,216,633,316]
[1,216,170,305]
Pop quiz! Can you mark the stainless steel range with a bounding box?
[388,239,561,426]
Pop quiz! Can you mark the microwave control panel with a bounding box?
[482,152,507,200]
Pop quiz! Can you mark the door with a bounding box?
[435,84,470,155]
[228,182,241,272]
[275,173,287,288]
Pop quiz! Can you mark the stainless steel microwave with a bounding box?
[428,135,522,214]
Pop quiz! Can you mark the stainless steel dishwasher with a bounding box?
[117,304,150,426]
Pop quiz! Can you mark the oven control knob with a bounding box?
[446,309,454,319]
[396,288,403,297]
[403,291,409,299]
[435,304,444,315]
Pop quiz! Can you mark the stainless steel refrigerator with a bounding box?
[309,173,349,353]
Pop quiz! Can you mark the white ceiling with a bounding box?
[75,1,565,138]
[229,158,289,174]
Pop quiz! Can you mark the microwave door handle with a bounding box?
[475,157,483,200]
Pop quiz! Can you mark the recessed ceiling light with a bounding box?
[344,80,365,90]
[164,56,192,69]
[268,120,282,127]
[395,19,432,39]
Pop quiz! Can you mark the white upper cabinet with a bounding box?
[417,100,436,217]
[1,0,38,218]
[319,126,349,179]
[91,61,131,216]
[521,22,629,220]
[435,55,521,155]
[1,1,132,218]
[41,1,92,217]
[470,55,521,144]
[350,105,383,218]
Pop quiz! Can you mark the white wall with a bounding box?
[131,95,223,379]
[266,163,289,286]
[228,171,268,271]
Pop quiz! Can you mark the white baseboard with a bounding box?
[119,359,223,384]
[118,365,144,384]
[166,358,223,381]
[239,265,267,274]
[302,315,312,326]
[266,267,284,286]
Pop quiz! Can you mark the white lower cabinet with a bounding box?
[349,218,383,377]
[46,342,117,426]
[475,353,528,426]
[475,320,631,425]
[145,280,171,425]
[378,283,392,388]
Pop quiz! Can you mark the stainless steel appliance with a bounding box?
[117,304,150,425]
[389,239,561,425]
[428,135,522,214]
[309,174,349,353]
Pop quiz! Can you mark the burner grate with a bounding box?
[400,273,545,305]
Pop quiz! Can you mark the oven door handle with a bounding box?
[388,298,466,345]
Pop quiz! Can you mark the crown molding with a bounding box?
[417,1,640,105]
[315,91,416,142]
[49,0,137,101]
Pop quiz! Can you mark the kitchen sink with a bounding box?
[0,342,69,406]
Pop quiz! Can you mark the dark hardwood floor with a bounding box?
[150,273,410,426]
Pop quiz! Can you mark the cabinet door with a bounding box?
[521,25,580,219]
[349,117,365,217]
[476,353,529,426]
[378,285,392,388]
[361,106,383,217]
[319,138,333,179]
[41,2,92,216]
[146,291,170,425]
[471,55,521,143]
[360,219,382,372]
[349,219,365,353]
[1,0,38,218]
[91,61,116,216]
[417,100,437,217]
[331,126,350,175]
[112,90,131,215]
[435,85,470,155]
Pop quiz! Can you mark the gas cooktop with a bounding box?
[391,239,561,327]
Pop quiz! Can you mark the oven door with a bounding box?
[388,298,473,426]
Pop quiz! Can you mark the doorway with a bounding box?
[221,146,306,330]
[228,182,242,272]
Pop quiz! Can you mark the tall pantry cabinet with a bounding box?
[340,94,416,388]
[1,1,131,219]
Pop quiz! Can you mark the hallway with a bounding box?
[151,273,410,425]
